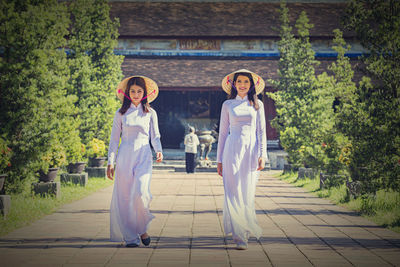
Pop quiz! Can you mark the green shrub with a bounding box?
[0,0,78,192]
[86,138,106,158]
[39,142,67,172]
[68,0,123,145]
[341,0,400,193]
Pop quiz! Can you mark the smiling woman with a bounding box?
[107,75,163,248]
[217,69,268,250]
[129,84,144,106]
[226,71,260,110]
[118,76,151,114]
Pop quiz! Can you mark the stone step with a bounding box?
[153,164,181,170]
[153,159,218,166]
[174,167,217,172]
[153,159,218,171]
[153,160,188,165]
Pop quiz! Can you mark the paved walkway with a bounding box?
[1,171,400,267]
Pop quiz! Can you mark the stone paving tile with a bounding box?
[1,170,400,267]
[106,248,151,266]
[63,264,105,267]
[259,175,400,266]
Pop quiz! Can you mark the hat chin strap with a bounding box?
[118,89,156,103]
[141,89,156,101]
[118,89,133,102]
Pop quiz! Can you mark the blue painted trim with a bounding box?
[113,50,281,57]
[3,48,365,59]
[315,52,365,58]
[113,49,368,58]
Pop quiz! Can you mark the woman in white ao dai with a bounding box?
[107,76,163,247]
[217,69,268,250]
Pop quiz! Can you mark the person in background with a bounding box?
[184,126,200,173]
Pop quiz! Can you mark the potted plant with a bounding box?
[86,138,106,167]
[0,137,12,193]
[39,143,67,182]
[67,142,87,174]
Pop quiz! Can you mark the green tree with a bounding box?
[0,0,80,192]
[268,2,320,169]
[341,0,400,193]
[313,29,355,176]
[68,0,123,146]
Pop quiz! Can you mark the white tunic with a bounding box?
[107,103,162,244]
[184,133,200,153]
[216,95,267,243]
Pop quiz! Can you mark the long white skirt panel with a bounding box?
[110,141,155,243]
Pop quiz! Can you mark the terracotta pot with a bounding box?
[39,168,59,182]
[67,162,86,174]
[89,157,106,167]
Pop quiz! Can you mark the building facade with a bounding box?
[109,0,366,149]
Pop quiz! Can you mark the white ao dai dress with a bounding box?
[217,95,267,243]
[107,103,162,244]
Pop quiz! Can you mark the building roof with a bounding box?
[122,58,364,88]
[110,2,353,38]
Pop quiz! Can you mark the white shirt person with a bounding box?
[184,126,200,173]
[107,76,163,248]
[184,127,200,154]
[217,69,268,250]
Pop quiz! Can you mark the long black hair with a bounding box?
[228,72,259,110]
[119,77,150,115]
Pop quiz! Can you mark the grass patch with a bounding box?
[276,171,400,233]
[0,176,113,237]
[278,171,320,192]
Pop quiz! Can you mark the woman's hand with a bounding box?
[217,162,223,176]
[156,152,163,163]
[257,157,265,171]
[107,164,114,180]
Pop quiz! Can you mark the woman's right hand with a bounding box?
[217,162,223,177]
[107,165,114,180]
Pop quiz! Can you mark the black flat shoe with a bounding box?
[126,243,139,248]
[141,236,151,246]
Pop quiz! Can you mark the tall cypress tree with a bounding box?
[0,0,79,192]
[268,2,319,168]
[341,0,400,193]
[68,0,123,146]
[313,29,355,176]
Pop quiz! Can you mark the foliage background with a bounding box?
[0,0,123,193]
[268,0,399,195]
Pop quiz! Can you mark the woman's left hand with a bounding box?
[257,157,265,171]
[156,152,163,163]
